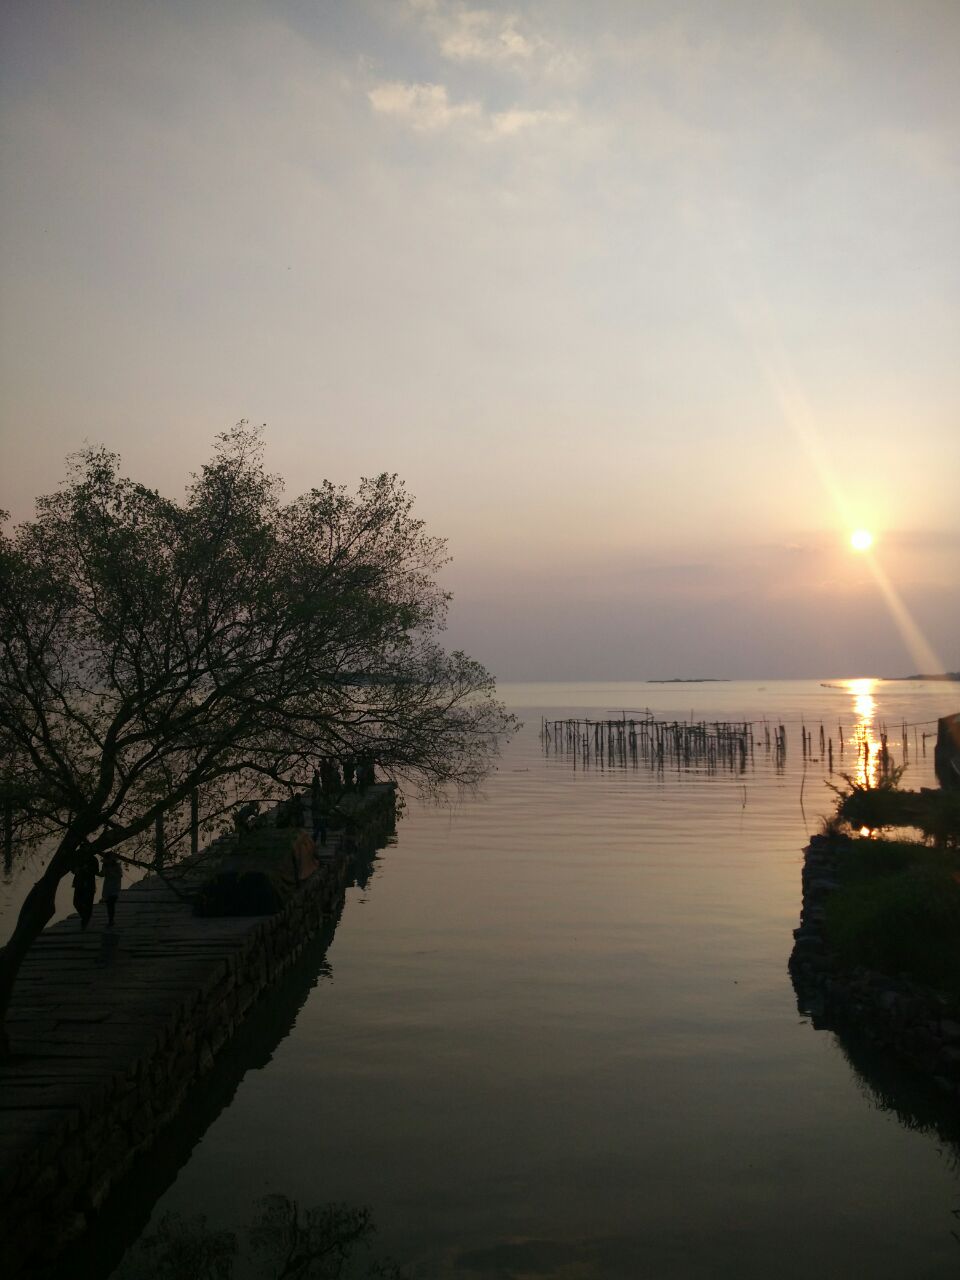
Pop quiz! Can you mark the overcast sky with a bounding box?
[1,0,957,679]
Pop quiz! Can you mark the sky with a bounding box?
[1,0,958,680]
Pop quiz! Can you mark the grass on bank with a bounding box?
[825,839,960,997]
[821,778,960,999]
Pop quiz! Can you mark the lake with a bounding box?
[52,679,960,1277]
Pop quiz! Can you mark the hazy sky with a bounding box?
[1,0,958,679]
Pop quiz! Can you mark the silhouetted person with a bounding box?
[357,755,375,789]
[320,756,341,796]
[72,848,99,930]
[101,851,122,926]
[310,768,327,845]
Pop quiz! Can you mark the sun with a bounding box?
[850,529,874,552]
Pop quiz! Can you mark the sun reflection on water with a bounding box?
[845,677,882,788]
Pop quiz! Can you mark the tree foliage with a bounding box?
[0,423,515,1046]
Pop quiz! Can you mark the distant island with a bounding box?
[648,677,730,684]
[886,672,960,682]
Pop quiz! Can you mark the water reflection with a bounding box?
[845,677,882,788]
[791,970,960,1250]
[838,1032,960,1174]
[112,1194,407,1279]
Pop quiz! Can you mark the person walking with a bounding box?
[72,848,99,930]
[101,851,122,927]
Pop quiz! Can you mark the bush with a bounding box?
[831,771,960,846]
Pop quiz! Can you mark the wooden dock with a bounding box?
[0,781,396,1278]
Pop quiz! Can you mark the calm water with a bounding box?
[62,681,960,1275]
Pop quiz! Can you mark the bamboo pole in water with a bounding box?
[543,715,764,775]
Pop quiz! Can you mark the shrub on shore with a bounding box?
[830,770,960,845]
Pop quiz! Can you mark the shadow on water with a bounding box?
[54,845,386,1280]
[792,971,960,1183]
[837,1029,960,1174]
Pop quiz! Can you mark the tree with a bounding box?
[0,423,515,1053]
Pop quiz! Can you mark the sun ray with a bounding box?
[696,234,945,679]
[861,553,944,677]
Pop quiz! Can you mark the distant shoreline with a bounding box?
[886,673,960,682]
[647,677,730,684]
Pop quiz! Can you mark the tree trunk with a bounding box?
[0,838,79,1057]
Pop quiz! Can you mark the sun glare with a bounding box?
[850,528,874,552]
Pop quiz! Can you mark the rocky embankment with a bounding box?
[789,834,960,1097]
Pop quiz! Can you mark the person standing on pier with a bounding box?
[101,852,122,927]
[311,769,326,846]
[72,848,99,930]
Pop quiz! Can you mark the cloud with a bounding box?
[407,0,582,80]
[367,79,481,131]
[368,78,572,138]
[436,9,536,63]
[487,105,573,136]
